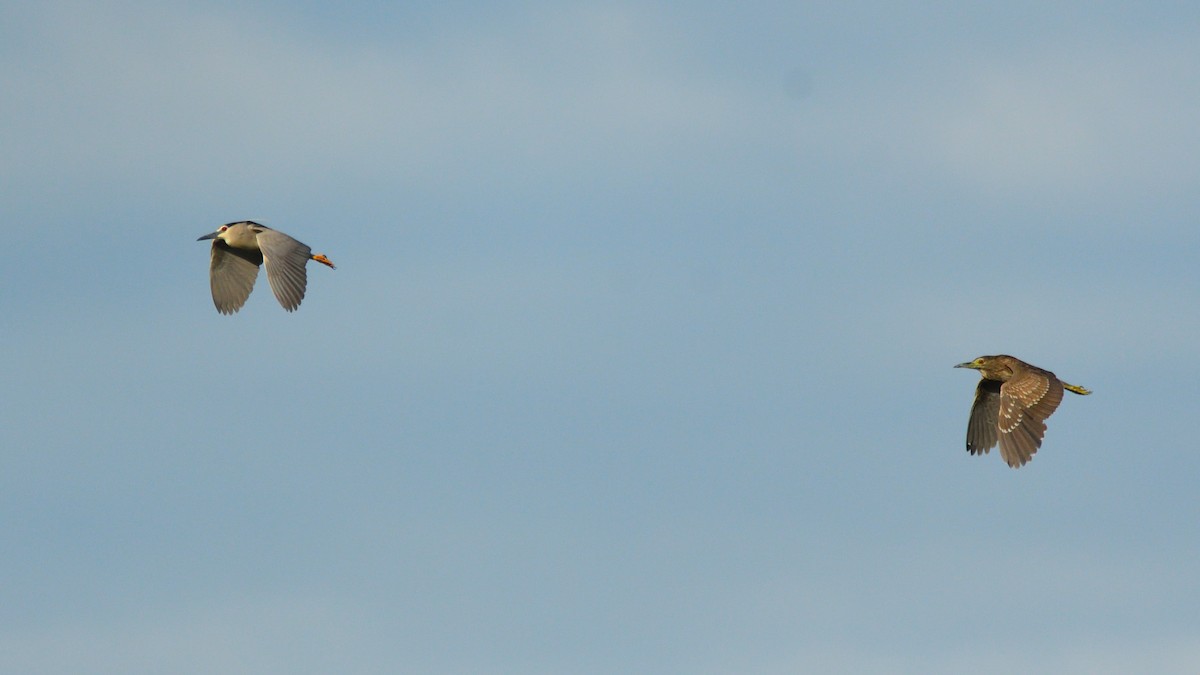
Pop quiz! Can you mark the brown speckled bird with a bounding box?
[955,355,1091,468]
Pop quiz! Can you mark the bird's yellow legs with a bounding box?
[1063,382,1092,395]
[311,254,336,269]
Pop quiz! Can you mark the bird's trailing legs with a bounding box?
[1063,382,1091,395]
[311,253,337,269]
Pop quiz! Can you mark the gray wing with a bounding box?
[966,379,1001,457]
[996,369,1064,468]
[255,228,313,312]
[209,241,262,314]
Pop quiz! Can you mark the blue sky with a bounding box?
[3,2,1199,673]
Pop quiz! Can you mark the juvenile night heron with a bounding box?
[197,221,335,314]
[955,355,1091,468]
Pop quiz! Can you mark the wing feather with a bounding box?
[966,379,1001,456]
[209,241,262,314]
[255,227,313,312]
[995,368,1064,467]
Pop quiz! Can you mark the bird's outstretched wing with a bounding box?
[996,368,1064,468]
[966,379,1001,456]
[209,241,262,314]
[255,227,313,312]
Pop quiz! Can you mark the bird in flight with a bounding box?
[198,221,335,314]
[955,355,1090,468]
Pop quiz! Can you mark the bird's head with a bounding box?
[955,355,1013,381]
[197,223,232,242]
[198,222,261,249]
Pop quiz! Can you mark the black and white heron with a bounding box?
[197,221,335,314]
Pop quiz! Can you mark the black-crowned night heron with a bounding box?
[955,355,1091,468]
[198,221,335,314]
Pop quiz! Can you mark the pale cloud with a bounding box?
[0,593,371,675]
[7,3,1198,207]
[0,3,755,199]
[791,34,1200,201]
[933,40,1200,198]
[766,636,1200,675]
[749,542,1200,674]
[864,280,1200,368]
